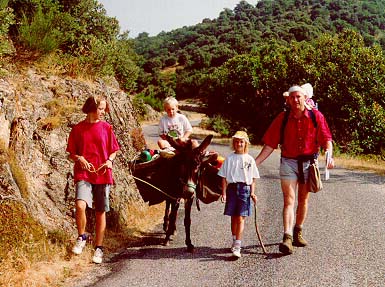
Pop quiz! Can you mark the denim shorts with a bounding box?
[280,157,311,182]
[224,182,252,216]
[76,180,110,212]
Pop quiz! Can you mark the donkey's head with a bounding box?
[168,135,217,199]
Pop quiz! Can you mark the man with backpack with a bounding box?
[255,85,335,255]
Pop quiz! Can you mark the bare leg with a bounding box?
[231,216,245,240]
[95,211,106,246]
[75,199,87,236]
[280,179,297,235]
[296,183,310,226]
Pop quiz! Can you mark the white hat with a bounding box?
[283,91,289,97]
[300,83,313,99]
[288,85,306,95]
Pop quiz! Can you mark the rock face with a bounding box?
[0,68,146,235]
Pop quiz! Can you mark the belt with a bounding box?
[282,154,318,184]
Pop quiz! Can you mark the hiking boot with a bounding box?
[279,233,293,255]
[72,236,86,255]
[92,247,103,264]
[293,226,308,247]
[232,246,241,258]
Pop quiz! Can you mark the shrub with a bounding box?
[18,3,64,53]
[200,115,231,136]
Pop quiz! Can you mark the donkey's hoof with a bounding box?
[186,244,195,253]
[163,239,170,246]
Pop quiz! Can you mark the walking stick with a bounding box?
[254,203,267,254]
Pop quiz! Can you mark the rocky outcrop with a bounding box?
[0,68,146,235]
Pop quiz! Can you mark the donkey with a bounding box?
[132,134,217,252]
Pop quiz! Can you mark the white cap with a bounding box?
[288,85,306,95]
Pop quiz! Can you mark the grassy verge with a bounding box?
[0,200,165,287]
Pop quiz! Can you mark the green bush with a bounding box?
[0,3,15,56]
[201,115,231,137]
[18,3,64,53]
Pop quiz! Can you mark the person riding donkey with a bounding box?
[157,96,198,158]
[255,84,335,255]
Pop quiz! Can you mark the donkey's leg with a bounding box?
[184,197,194,252]
[163,200,171,232]
[164,200,179,246]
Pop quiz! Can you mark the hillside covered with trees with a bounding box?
[133,0,385,156]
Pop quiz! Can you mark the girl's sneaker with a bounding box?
[232,247,241,258]
[72,236,86,255]
[92,247,103,264]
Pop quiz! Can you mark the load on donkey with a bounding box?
[130,134,222,252]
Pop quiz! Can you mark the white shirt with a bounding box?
[158,113,192,137]
[218,153,260,185]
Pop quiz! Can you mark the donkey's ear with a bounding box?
[196,135,213,153]
[202,151,218,165]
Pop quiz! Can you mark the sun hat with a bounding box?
[288,85,306,95]
[283,91,289,97]
[300,83,313,99]
[232,131,250,144]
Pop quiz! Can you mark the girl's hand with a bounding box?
[106,159,113,169]
[251,193,257,205]
[221,194,226,203]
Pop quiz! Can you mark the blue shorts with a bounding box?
[75,180,110,212]
[224,182,252,217]
[280,157,311,182]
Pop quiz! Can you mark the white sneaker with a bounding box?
[92,248,103,264]
[72,237,86,255]
[232,247,241,258]
[160,147,176,158]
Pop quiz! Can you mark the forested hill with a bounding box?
[133,0,385,156]
[134,0,385,70]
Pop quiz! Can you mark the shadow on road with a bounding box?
[107,230,286,263]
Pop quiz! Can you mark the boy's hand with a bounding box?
[221,194,226,203]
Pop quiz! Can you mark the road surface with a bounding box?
[73,119,385,287]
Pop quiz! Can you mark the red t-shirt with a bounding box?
[66,120,120,184]
[262,109,332,158]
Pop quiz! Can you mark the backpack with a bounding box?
[280,109,317,145]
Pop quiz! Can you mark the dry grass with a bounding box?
[0,192,165,287]
[329,153,385,175]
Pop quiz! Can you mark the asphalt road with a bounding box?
[76,119,385,287]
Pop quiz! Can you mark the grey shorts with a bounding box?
[280,157,311,182]
[224,182,252,217]
[75,180,110,212]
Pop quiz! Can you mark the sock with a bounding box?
[95,246,103,251]
[79,234,87,241]
[234,240,241,248]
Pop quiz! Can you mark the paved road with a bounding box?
[77,120,385,287]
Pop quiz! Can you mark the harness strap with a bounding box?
[132,175,178,201]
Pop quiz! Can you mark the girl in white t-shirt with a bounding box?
[218,131,259,258]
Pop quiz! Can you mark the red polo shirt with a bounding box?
[262,109,332,158]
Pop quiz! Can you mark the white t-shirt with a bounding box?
[158,113,192,137]
[218,153,260,185]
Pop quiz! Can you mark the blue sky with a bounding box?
[98,0,258,38]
